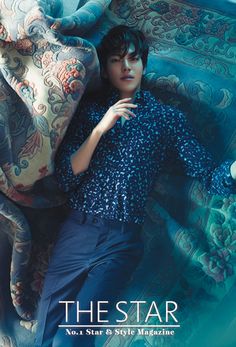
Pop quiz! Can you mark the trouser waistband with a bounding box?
[68,209,142,233]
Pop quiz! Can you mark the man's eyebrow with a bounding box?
[109,51,139,58]
[129,51,139,56]
[109,54,122,57]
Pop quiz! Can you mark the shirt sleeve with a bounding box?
[54,104,90,193]
[167,108,236,196]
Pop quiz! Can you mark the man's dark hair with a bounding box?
[97,25,149,71]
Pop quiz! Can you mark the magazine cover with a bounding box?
[0,0,236,346]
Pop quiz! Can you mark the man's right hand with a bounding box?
[95,98,137,135]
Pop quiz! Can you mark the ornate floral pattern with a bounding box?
[110,0,236,79]
[0,0,104,343]
[93,1,236,346]
[0,0,236,346]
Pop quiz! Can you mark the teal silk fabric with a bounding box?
[0,1,236,346]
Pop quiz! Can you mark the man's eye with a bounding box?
[130,56,140,61]
[110,58,120,63]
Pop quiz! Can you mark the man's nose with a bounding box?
[122,59,131,71]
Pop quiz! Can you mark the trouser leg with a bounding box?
[35,211,143,347]
[34,212,98,347]
[53,250,142,347]
[35,271,87,347]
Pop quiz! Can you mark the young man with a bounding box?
[35,25,236,347]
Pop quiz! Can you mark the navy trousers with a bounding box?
[35,210,144,347]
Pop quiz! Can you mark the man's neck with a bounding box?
[120,88,140,101]
[120,92,134,100]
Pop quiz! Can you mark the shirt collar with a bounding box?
[106,88,149,106]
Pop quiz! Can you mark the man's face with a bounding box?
[104,44,144,98]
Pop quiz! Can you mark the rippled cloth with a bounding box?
[84,1,236,347]
[0,0,236,346]
[0,0,111,342]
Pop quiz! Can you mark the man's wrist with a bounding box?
[93,126,104,137]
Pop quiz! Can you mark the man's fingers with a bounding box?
[115,98,132,105]
[115,99,137,107]
[122,115,130,120]
[116,108,136,117]
[116,103,137,109]
[117,112,130,120]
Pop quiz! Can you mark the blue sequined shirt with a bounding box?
[55,90,235,224]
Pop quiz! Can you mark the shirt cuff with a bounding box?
[222,160,236,188]
[55,155,88,192]
[67,156,87,185]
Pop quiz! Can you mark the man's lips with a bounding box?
[120,75,134,80]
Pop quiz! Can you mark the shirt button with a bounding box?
[93,218,98,224]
